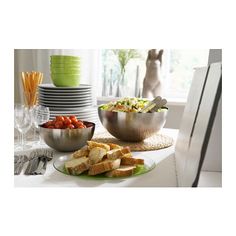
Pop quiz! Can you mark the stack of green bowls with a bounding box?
[50,55,80,87]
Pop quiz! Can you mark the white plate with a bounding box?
[38,95,93,100]
[47,106,93,111]
[38,90,91,95]
[49,112,98,116]
[48,106,98,113]
[38,83,92,90]
[50,111,97,115]
[38,99,93,104]
[38,92,92,97]
[39,102,93,108]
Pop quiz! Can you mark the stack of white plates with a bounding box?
[38,84,99,125]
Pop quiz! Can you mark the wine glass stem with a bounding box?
[33,125,37,141]
[19,132,25,150]
[39,134,43,145]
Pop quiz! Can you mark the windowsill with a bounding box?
[97,96,186,106]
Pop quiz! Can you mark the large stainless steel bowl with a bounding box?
[98,109,168,142]
[39,121,95,152]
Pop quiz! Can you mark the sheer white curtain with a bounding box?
[14,49,101,104]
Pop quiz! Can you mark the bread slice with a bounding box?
[65,157,90,175]
[88,159,121,176]
[106,149,123,160]
[88,147,107,165]
[105,165,136,177]
[120,146,131,155]
[107,143,122,150]
[87,141,110,151]
[121,157,144,166]
[121,153,132,158]
[72,145,89,159]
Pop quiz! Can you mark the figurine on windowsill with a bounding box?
[142,49,164,98]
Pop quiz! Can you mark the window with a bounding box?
[100,49,209,101]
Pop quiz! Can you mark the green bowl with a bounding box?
[51,61,80,68]
[51,73,80,79]
[50,67,80,74]
[50,55,80,63]
[51,74,80,87]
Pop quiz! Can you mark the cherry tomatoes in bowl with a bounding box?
[55,116,65,122]
[55,121,64,129]
[41,115,89,129]
[64,118,72,126]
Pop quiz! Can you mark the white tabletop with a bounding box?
[14,128,179,187]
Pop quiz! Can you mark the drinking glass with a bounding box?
[32,105,50,145]
[14,104,32,151]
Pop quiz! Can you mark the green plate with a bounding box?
[53,155,156,180]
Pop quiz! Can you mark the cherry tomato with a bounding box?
[55,121,64,129]
[71,118,78,125]
[73,122,81,128]
[67,124,75,129]
[64,118,72,126]
[56,116,64,122]
[69,115,76,120]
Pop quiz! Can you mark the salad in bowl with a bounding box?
[99,97,167,113]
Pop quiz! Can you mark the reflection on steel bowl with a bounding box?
[39,121,95,152]
[98,108,168,142]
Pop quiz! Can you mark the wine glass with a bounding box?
[14,104,32,151]
[32,105,50,145]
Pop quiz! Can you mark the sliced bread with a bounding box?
[121,153,132,158]
[72,145,89,159]
[88,159,121,176]
[87,141,110,151]
[106,149,123,160]
[88,147,107,165]
[65,157,90,175]
[107,143,122,150]
[121,157,144,165]
[105,165,136,177]
[120,146,131,155]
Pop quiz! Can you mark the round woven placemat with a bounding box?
[92,130,174,151]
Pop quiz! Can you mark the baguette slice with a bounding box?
[87,141,110,151]
[88,147,107,165]
[105,165,136,177]
[120,146,131,155]
[65,157,90,175]
[88,159,121,176]
[107,143,122,150]
[121,153,132,158]
[121,157,144,166]
[106,149,123,160]
[72,145,89,159]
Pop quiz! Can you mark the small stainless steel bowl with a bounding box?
[98,108,168,142]
[39,121,95,152]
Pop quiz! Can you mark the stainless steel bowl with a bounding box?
[98,109,168,142]
[39,121,95,152]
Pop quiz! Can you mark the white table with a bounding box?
[14,129,179,187]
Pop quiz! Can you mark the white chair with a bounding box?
[156,62,222,187]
